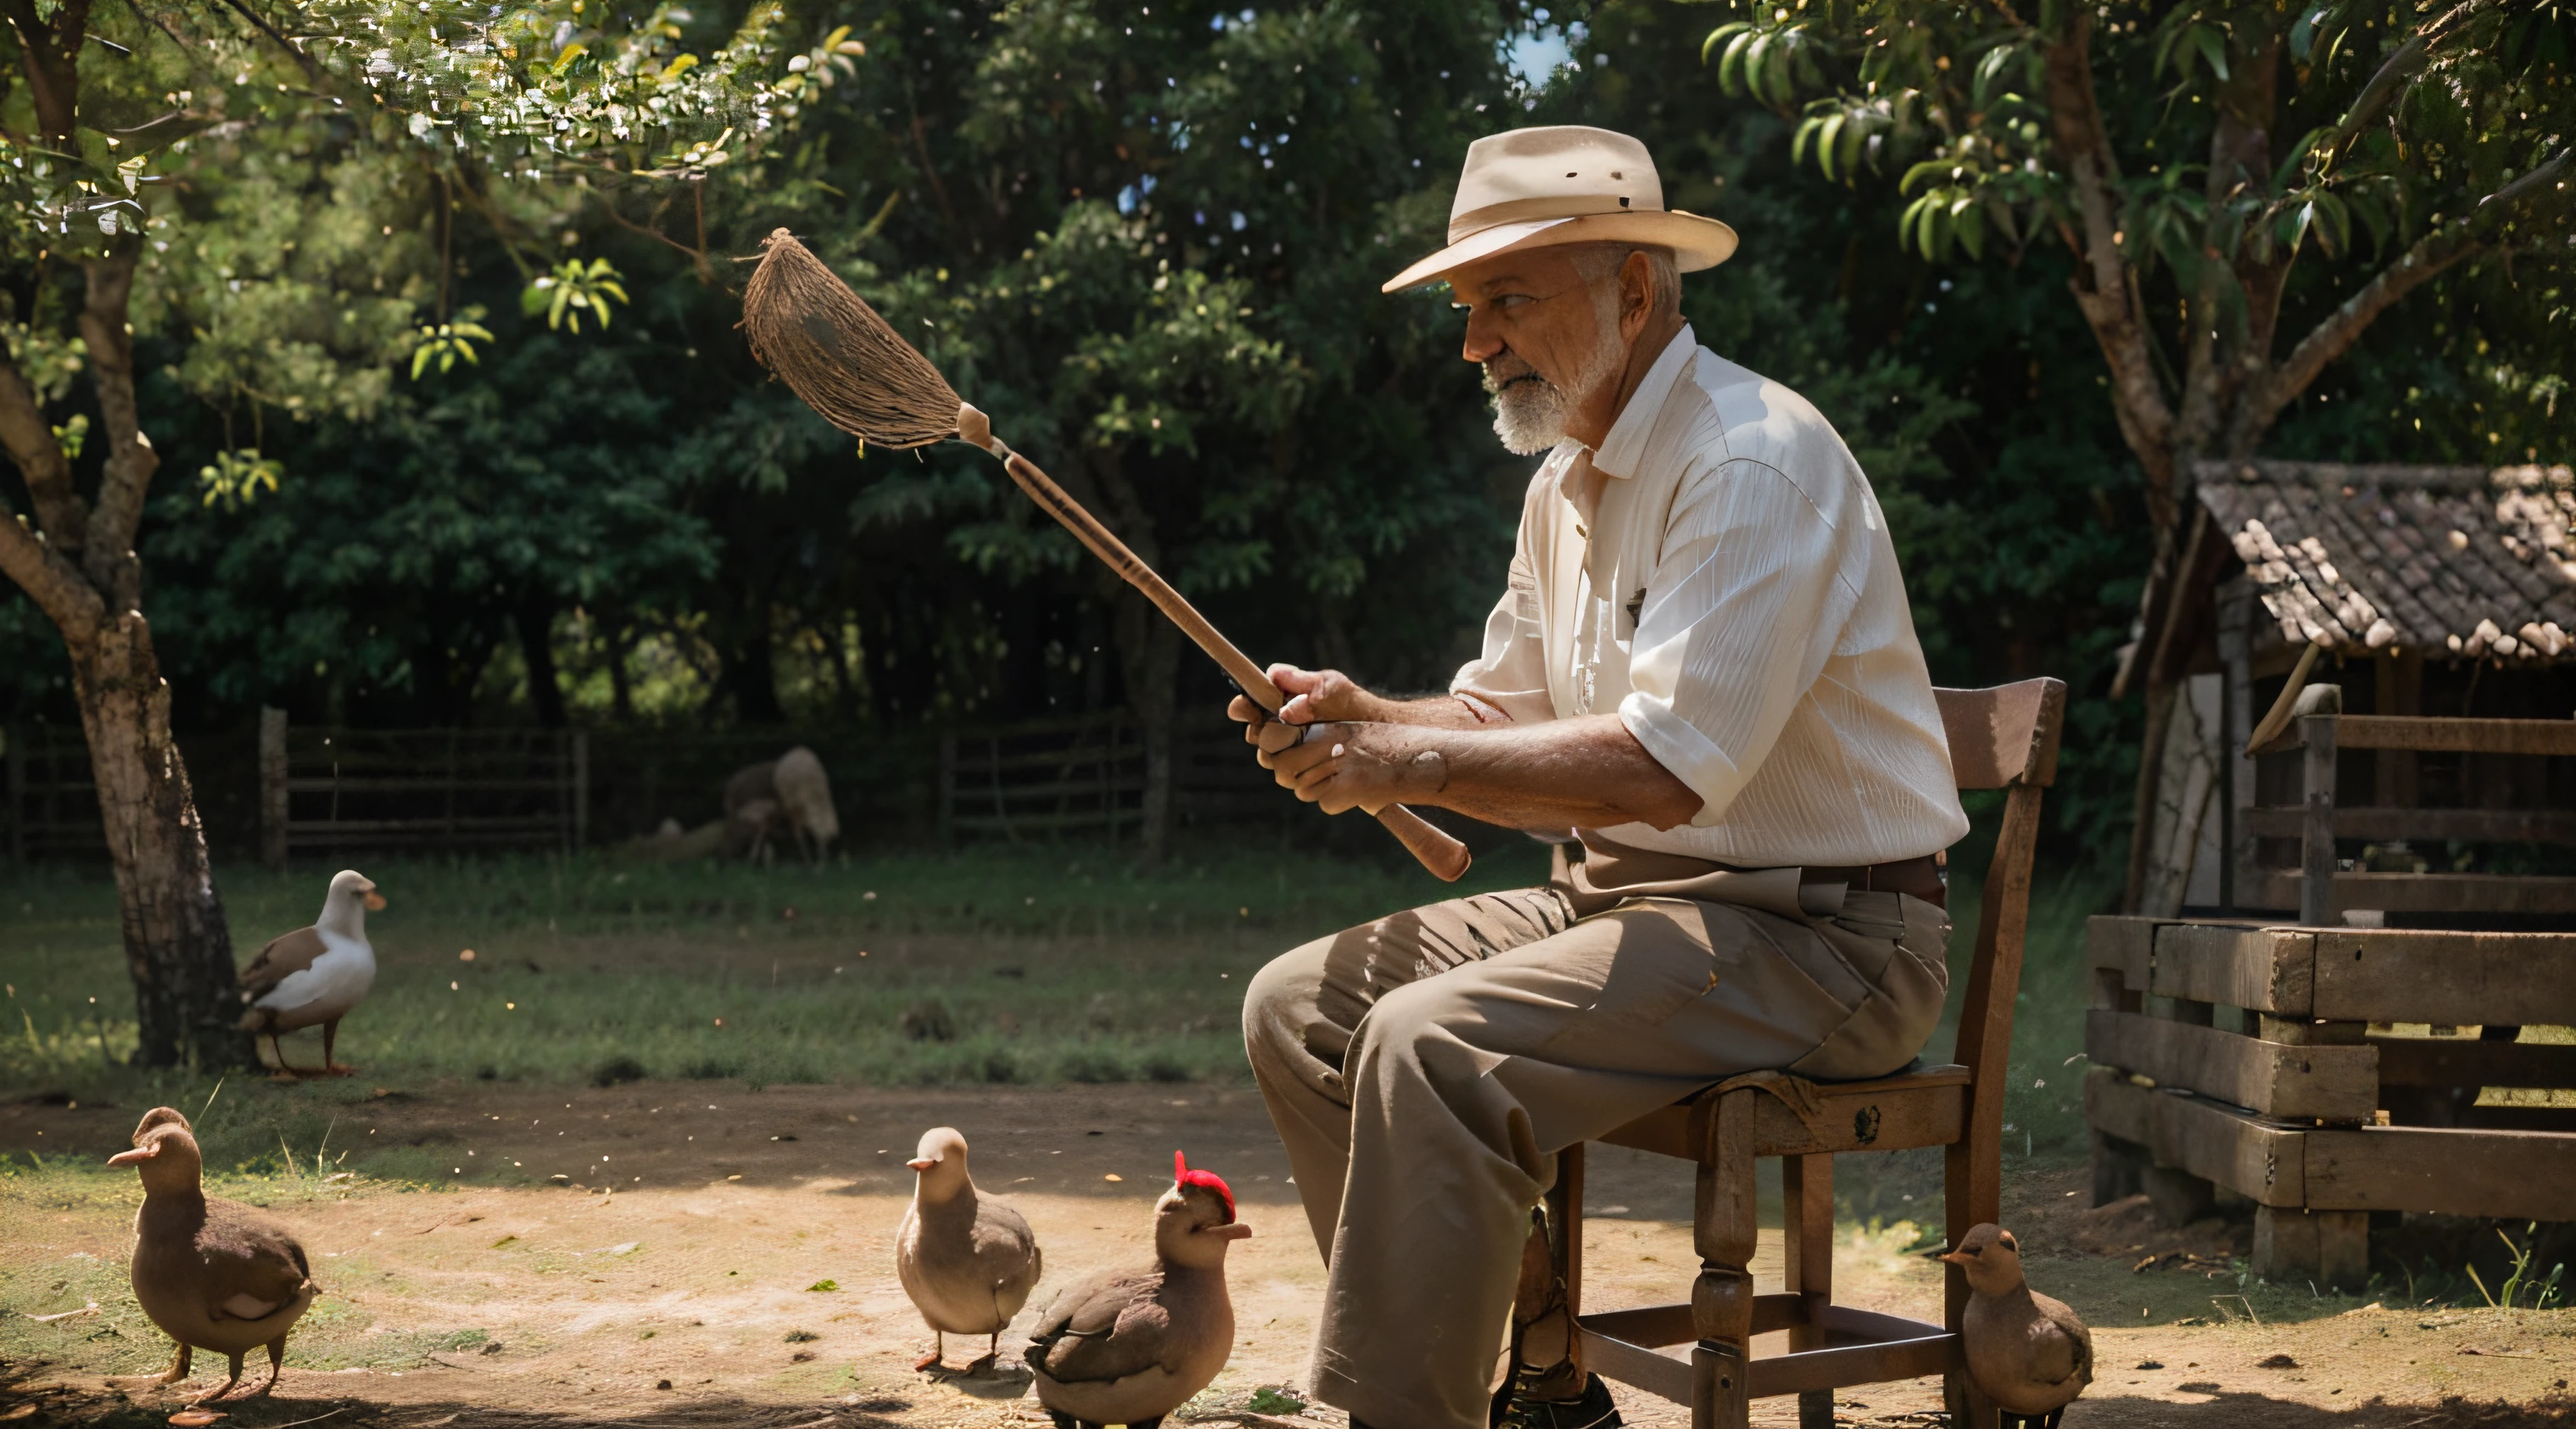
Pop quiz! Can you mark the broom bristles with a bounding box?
[742,228,962,449]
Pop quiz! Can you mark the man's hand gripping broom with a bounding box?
[741,230,1470,881]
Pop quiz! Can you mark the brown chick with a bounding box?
[108,1108,320,1404]
[896,1126,1042,1373]
[1028,1152,1249,1429]
[1941,1223,2092,1428]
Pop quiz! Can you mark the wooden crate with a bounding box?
[2081,914,2576,1288]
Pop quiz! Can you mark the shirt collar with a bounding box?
[1587,323,1697,481]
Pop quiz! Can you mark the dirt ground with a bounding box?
[5,1083,2572,1429]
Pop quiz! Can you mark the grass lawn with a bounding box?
[0,819,2115,1193]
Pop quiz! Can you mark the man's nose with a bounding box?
[1461,309,1504,363]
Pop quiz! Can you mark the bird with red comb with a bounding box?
[1174,1150,1236,1223]
[1028,1150,1250,1429]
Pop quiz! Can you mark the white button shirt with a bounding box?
[1450,325,1969,867]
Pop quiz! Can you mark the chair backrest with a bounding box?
[1935,680,2066,791]
[1930,678,2066,1234]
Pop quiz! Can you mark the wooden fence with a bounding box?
[5,707,1296,864]
[933,710,1290,844]
[261,712,588,864]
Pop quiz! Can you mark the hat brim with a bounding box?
[1380,210,1739,293]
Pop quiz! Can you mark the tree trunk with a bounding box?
[69,608,252,1068]
[1114,590,1183,863]
[517,595,568,728]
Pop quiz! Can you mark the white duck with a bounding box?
[237,870,383,1076]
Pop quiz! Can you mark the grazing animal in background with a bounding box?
[896,1127,1043,1374]
[1028,1152,1249,1429]
[110,1108,319,1404]
[722,748,840,863]
[237,870,382,1076]
[1942,1223,2093,1428]
[772,745,840,861]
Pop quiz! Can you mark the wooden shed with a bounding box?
[2092,460,2576,1288]
[2130,460,2576,919]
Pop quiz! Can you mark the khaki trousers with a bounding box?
[1241,839,1950,1429]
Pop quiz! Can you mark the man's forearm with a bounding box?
[1412,715,1701,831]
[1269,713,1702,831]
[1359,691,1502,730]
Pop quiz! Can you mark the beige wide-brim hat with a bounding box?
[1383,125,1738,293]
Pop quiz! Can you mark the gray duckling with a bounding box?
[108,1108,320,1403]
[1942,1222,2093,1428]
[1028,1151,1249,1429]
[896,1126,1042,1372]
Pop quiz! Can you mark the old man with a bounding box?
[1234,127,1969,1429]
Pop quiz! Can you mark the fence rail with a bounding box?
[4,706,1297,865]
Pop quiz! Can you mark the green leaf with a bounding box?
[2193,25,2229,82]
[2288,5,2324,61]
[1702,21,1748,68]
[411,344,434,380]
[1817,113,1847,180]
[1719,28,1758,94]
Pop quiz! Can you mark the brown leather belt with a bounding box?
[1798,854,1947,909]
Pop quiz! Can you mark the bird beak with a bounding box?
[363,890,387,911]
[107,1145,159,1166]
[1935,1250,1967,1265]
[906,1158,935,1172]
[1205,1222,1254,1240]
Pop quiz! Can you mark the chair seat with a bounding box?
[1596,1063,1973,1162]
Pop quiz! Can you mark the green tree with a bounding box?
[751,0,1530,857]
[1697,0,2573,870]
[0,0,787,1065]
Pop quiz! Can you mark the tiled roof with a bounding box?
[2199,461,2576,661]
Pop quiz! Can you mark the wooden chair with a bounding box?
[1542,678,2066,1429]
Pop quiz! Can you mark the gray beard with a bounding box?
[1485,338,1624,456]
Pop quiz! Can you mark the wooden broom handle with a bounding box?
[957,408,1470,882]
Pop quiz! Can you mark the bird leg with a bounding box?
[323,1019,356,1076]
[149,1341,193,1386]
[189,1352,244,1405]
[913,1332,944,1372]
[251,1337,288,1397]
[1044,1414,1079,1429]
[266,1027,322,1079]
[961,1330,999,1376]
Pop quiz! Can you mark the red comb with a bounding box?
[1174,1150,1235,1223]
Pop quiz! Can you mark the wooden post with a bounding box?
[258,707,288,871]
[2217,587,2254,912]
[2254,1206,2368,1291]
[2300,688,2342,926]
[936,733,956,848]
[572,731,590,851]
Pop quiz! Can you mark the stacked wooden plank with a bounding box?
[2085,915,2576,1289]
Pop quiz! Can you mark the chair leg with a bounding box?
[1783,1153,1834,1429]
[1546,1142,1585,1370]
[1691,1090,1759,1429]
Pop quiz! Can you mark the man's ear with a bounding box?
[1619,250,1655,340]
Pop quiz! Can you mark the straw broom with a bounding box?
[741,230,1470,882]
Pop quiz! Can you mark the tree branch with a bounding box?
[0,355,87,553]
[2322,0,2482,164]
[595,189,714,281]
[77,251,156,609]
[217,0,319,78]
[2041,8,2177,522]
[0,500,105,633]
[2254,146,2570,433]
